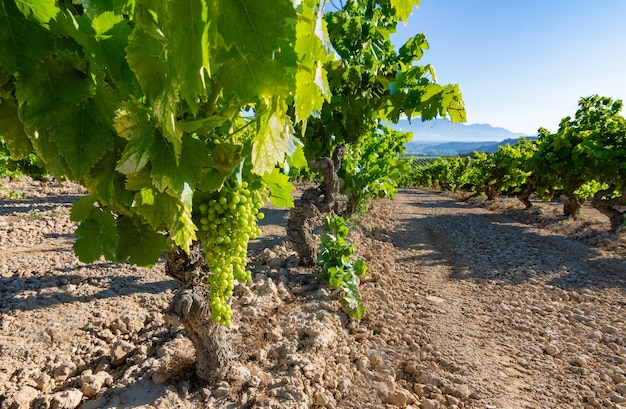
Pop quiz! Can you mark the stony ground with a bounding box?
[1,177,625,409]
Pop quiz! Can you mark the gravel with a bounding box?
[1,178,625,409]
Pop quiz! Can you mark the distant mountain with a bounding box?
[404,137,538,157]
[389,118,535,156]
[391,117,530,141]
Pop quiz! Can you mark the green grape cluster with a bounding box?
[197,181,264,325]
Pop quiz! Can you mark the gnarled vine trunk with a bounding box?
[591,187,626,232]
[164,248,233,383]
[287,147,345,266]
[563,193,584,218]
[287,196,323,266]
[485,183,501,201]
[517,187,533,210]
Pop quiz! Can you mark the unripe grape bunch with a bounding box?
[196,181,265,325]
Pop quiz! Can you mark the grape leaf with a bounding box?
[150,134,211,194]
[116,216,166,267]
[197,167,227,193]
[114,102,158,175]
[252,97,294,175]
[132,188,177,231]
[89,12,134,91]
[50,10,132,93]
[70,195,97,222]
[170,183,197,252]
[14,0,58,24]
[0,95,31,159]
[295,67,326,124]
[399,33,428,64]
[126,19,167,101]
[83,152,124,204]
[263,167,294,208]
[73,208,119,263]
[23,128,69,179]
[212,143,242,175]
[132,184,199,254]
[216,0,297,99]
[15,53,93,113]
[285,139,308,170]
[390,0,419,24]
[132,188,162,226]
[166,0,209,115]
[153,86,183,161]
[74,0,131,17]
[53,98,114,178]
[0,1,52,72]
[294,3,329,122]
[15,53,115,178]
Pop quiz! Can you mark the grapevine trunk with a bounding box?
[164,249,233,382]
[563,193,584,217]
[287,156,342,265]
[517,188,533,210]
[591,188,626,232]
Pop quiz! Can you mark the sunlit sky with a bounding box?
[392,0,626,135]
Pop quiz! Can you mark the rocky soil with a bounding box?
[1,178,625,409]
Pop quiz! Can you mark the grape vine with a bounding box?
[403,95,626,231]
[317,215,368,319]
[0,0,328,327]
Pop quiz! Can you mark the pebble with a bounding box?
[545,344,559,357]
[80,370,113,398]
[50,388,83,409]
[421,397,440,409]
[8,386,39,408]
[110,340,136,366]
[572,355,591,367]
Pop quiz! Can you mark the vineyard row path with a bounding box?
[351,188,626,408]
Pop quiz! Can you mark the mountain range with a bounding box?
[389,118,535,156]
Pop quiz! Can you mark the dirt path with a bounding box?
[1,179,625,409]
[376,190,626,408]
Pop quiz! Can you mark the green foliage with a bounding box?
[403,137,535,198]
[340,125,412,214]
[398,156,439,187]
[0,136,47,179]
[299,0,465,180]
[466,138,536,199]
[404,95,626,230]
[0,0,467,324]
[401,155,472,191]
[0,0,330,324]
[529,96,626,207]
[408,156,439,168]
[317,215,367,319]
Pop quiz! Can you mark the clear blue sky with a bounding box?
[392,0,626,135]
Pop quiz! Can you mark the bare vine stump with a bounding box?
[486,184,500,201]
[164,249,233,383]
